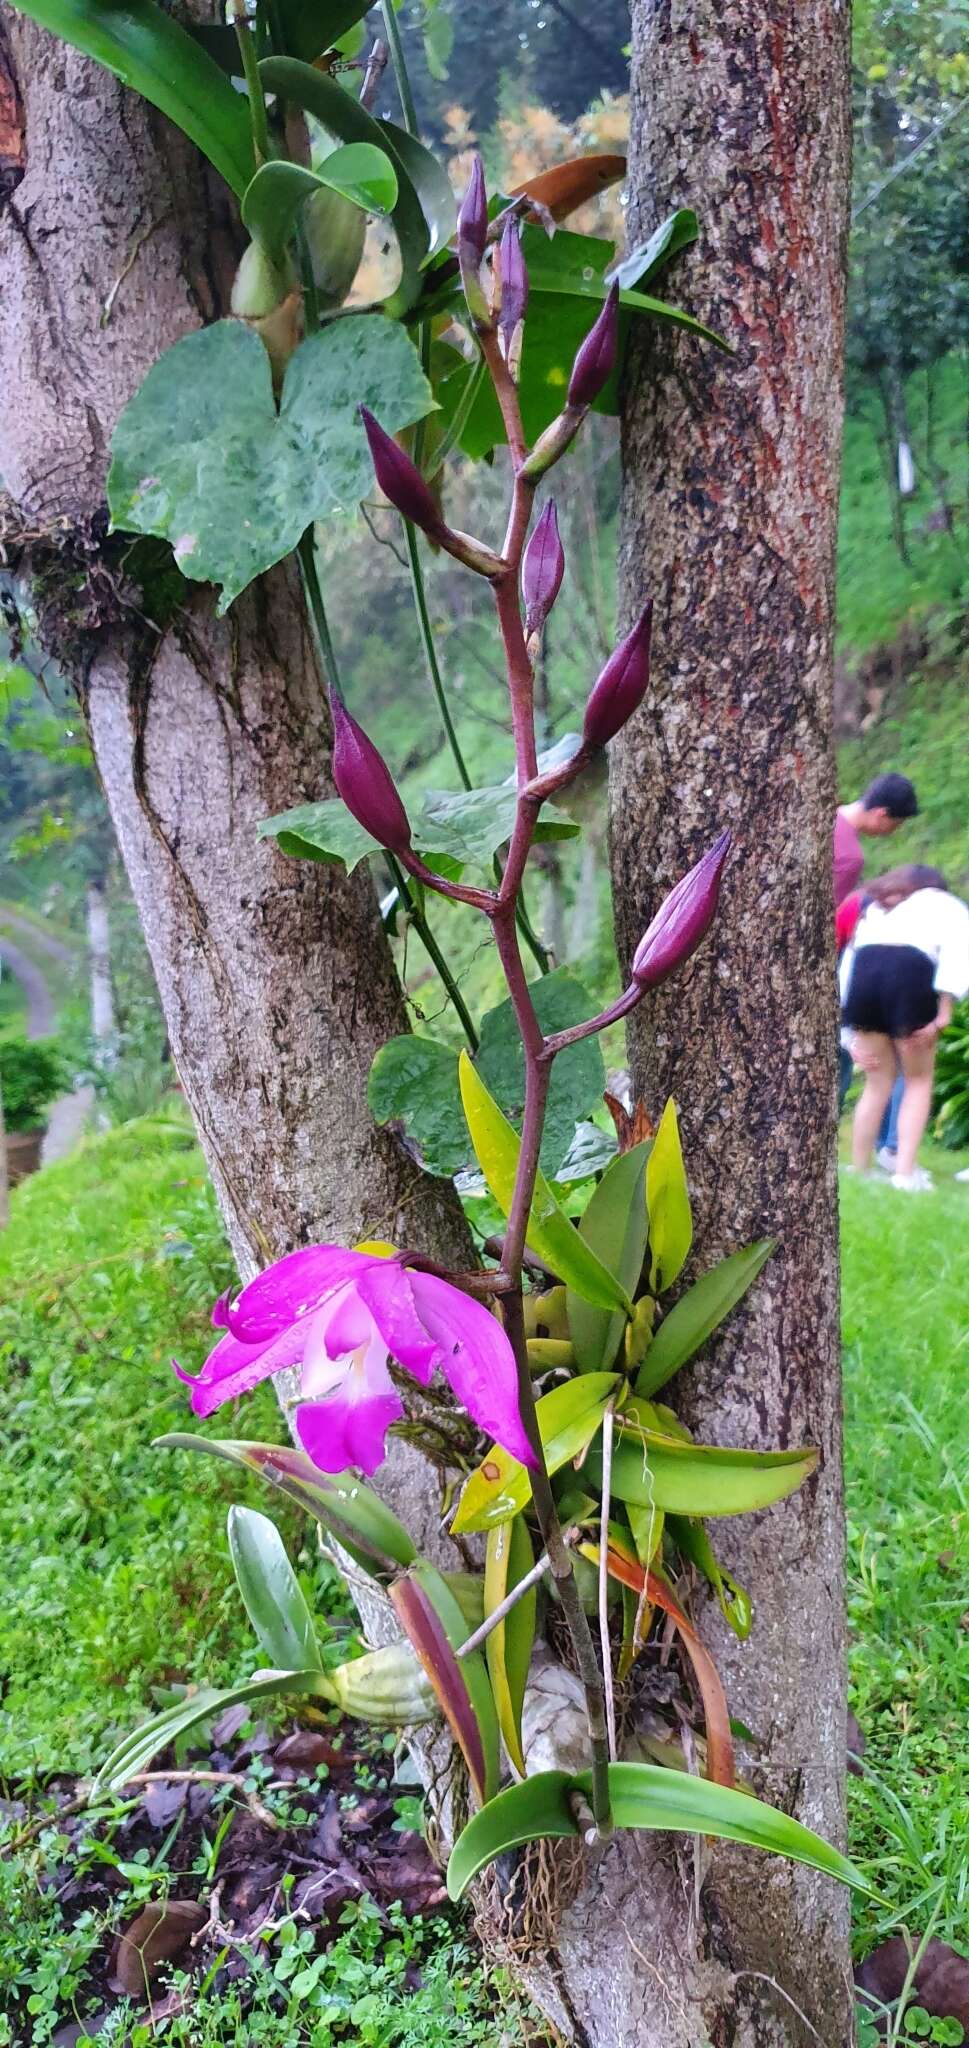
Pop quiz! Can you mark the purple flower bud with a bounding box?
[522,499,565,636]
[497,218,528,345]
[568,282,619,411]
[330,692,412,855]
[457,154,488,273]
[359,406,442,536]
[632,832,732,990]
[582,602,653,749]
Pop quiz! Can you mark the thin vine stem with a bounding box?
[379,0,418,134]
[385,854,480,1054]
[298,532,479,1052]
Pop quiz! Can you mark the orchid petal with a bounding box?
[173,1315,309,1419]
[319,1282,373,1361]
[296,1337,403,1476]
[230,1245,369,1343]
[409,1272,538,1470]
[355,1261,438,1385]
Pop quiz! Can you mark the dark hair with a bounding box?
[862,772,918,819]
[867,862,947,903]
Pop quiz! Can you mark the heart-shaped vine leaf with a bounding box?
[108,315,434,610]
[368,1036,465,1178]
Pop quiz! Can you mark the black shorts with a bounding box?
[843,944,938,1040]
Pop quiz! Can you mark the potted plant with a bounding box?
[1,1035,64,1184]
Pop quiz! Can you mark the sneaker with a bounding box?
[876,1147,898,1173]
[890,1169,934,1193]
[955,1168,969,1184]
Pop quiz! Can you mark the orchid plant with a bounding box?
[92,119,860,1900]
[22,0,869,1914]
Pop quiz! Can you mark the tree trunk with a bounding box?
[0,18,472,1546]
[85,881,116,1053]
[601,3,853,2042]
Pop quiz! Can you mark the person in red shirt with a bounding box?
[833,773,919,907]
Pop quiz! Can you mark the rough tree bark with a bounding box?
[602,2,853,2041]
[0,17,471,1538]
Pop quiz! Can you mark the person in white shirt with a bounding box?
[842,871,969,1191]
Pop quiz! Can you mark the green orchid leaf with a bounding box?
[108,314,434,610]
[259,57,430,314]
[390,1564,499,1805]
[477,969,605,1179]
[567,1140,650,1373]
[274,0,372,63]
[257,800,383,873]
[12,0,255,195]
[382,120,456,261]
[242,146,398,265]
[458,1054,632,1313]
[667,1514,753,1640]
[635,1238,777,1396]
[429,225,727,461]
[368,1036,466,1179]
[646,1098,692,1294]
[446,1762,873,1901]
[605,209,699,291]
[155,1434,416,1575]
[227,1504,322,1672]
[586,1406,818,1517]
[94,1668,334,1794]
[484,1515,536,1776]
[453,1373,618,1536]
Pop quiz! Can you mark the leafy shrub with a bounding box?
[933,1000,969,1150]
[0,1033,64,1131]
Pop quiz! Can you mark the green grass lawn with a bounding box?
[1,1117,966,2039]
[0,1112,294,1781]
[841,1142,969,1954]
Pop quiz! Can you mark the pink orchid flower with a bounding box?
[174,1246,537,1479]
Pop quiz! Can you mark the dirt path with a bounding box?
[0,904,75,966]
[0,933,56,1038]
[1,912,92,1165]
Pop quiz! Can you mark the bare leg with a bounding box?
[851,1033,895,1171]
[894,1034,937,1179]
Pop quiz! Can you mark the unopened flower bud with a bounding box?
[582,603,653,749]
[360,406,443,537]
[568,282,619,410]
[330,693,412,855]
[632,831,732,990]
[497,218,528,351]
[457,155,489,325]
[522,499,564,636]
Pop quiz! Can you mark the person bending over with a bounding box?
[842,869,969,1191]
